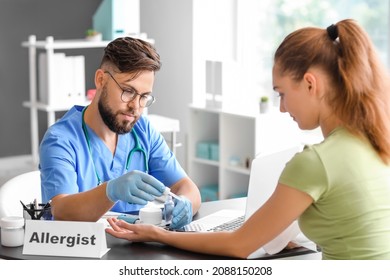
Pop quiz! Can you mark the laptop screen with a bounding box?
[245,146,302,220]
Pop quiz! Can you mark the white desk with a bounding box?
[0,198,321,260]
[147,114,181,154]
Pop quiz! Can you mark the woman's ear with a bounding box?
[303,72,316,95]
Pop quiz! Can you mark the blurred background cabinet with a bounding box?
[21,35,109,164]
[187,105,304,201]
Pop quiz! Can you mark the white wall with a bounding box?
[192,0,238,107]
[140,0,193,168]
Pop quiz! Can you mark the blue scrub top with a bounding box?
[39,105,186,213]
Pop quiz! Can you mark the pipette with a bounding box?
[163,187,183,201]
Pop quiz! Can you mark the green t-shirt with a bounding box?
[279,127,390,259]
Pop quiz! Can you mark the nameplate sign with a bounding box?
[23,220,110,258]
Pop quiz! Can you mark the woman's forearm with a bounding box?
[157,229,250,258]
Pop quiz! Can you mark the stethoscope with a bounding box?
[81,106,149,185]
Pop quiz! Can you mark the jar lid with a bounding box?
[0,216,25,228]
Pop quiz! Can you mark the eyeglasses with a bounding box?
[104,71,156,107]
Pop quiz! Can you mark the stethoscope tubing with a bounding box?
[81,106,149,185]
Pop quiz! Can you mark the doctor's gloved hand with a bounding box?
[106,170,165,205]
[170,196,193,229]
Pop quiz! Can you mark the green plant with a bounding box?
[86,29,99,37]
[260,96,269,103]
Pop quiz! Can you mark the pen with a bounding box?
[20,200,28,211]
[25,201,36,219]
[36,200,52,220]
[34,198,38,210]
[43,200,52,209]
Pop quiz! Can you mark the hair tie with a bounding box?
[326,24,338,41]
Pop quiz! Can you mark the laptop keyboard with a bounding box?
[207,215,245,232]
[182,223,208,232]
[177,210,246,232]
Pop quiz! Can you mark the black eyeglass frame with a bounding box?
[104,71,156,107]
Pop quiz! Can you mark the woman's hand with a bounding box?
[105,217,162,242]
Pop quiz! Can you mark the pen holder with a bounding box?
[23,203,53,220]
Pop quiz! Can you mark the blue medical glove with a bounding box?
[106,170,165,204]
[170,196,192,229]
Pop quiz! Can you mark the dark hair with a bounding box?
[100,37,161,75]
[274,19,390,163]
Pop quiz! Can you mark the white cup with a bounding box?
[139,207,162,225]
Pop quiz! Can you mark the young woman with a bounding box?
[106,19,390,260]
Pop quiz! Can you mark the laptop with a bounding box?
[182,146,317,258]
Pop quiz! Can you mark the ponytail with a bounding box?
[275,19,390,163]
[332,19,390,163]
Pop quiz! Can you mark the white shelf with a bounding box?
[21,35,154,50]
[21,35,110,164]
[22,100,91,112]
[146,114,180,133]
[193,157,220,167]
[188,105,302,200]
[224,165,251,175]
[21,39,111,50]
[146,114,181,154]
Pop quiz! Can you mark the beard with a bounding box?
[98,85,139,134]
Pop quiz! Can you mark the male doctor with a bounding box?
[39,37,201,229]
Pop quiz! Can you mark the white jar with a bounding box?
[0,216,25,247]
[139,207,162,225]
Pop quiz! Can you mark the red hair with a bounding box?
[274,19,390,163]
